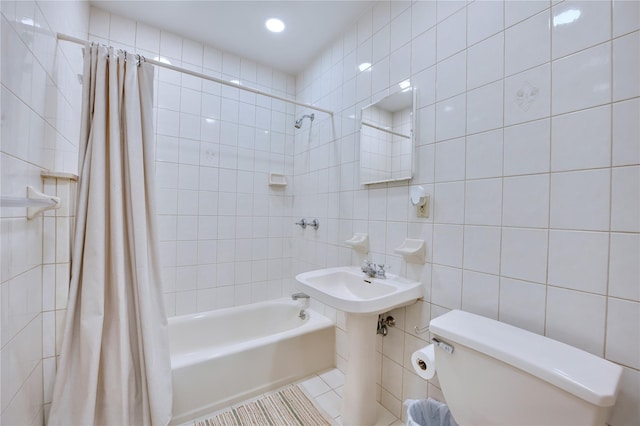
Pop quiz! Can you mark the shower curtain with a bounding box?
[48,44,172,425]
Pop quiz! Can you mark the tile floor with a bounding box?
[188,368,403,426]
[298,368,402,426]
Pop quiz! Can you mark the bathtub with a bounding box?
[169,298,335,424]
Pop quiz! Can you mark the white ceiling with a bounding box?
[91,1,376,75]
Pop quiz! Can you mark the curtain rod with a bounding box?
[57,32,334,116]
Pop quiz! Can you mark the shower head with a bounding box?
[294,113,315,129]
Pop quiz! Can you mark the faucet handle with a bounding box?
[361,260,372,275]
[376,264,389,278]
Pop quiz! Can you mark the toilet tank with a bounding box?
[429,310,623,426]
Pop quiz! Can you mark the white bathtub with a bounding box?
[169,298,335,424]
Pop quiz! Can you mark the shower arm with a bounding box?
[295,113,315,128]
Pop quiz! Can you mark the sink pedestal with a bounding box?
[342,313,379,426]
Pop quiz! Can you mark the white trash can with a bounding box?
[405,398,459,426]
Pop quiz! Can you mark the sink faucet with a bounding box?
[291,292,310,300]
[361,260,388,279]
[375,263,388,279]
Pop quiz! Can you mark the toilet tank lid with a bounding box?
[429,310,623,407]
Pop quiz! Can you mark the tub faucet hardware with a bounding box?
[292,293,310,320]
[295,218,319,230]
[377,315,395,336]
[361,260,388,278]
[291,292,310,300]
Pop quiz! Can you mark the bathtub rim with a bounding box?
[169,297,334,370]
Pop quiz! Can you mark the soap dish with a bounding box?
[268,172,287,186]
[394,239,426,264]
[345,233,369,253]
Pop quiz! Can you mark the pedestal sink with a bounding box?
[295,266,423,426]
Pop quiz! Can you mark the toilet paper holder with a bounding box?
[415,358,428,371]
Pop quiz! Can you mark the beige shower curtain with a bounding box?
[48,44,172,425]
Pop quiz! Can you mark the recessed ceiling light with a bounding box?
[358,62,372,72]
[265,18,285,33]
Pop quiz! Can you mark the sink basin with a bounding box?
[295,266,423,314]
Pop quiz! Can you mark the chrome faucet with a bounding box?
[375,263,388,279]
[291,292,310,301]
[361,260,388,279]
[291,293,310,320]
[362,260,375,277]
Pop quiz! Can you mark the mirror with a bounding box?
[359,87,416,185]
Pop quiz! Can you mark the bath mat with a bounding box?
[196,384,333,426]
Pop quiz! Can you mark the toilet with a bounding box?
[429,310,623,426]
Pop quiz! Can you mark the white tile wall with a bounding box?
[612,0,640,37]
[498,277,546,334]
[547,230,609,294]
[1,1,88,424]
[546,286,606,355]
[551,1,611,59]
[504,63,551,126]
[503,118,550,175]
[467,32,503,90]
[611,166,640,232]
[467,0,503,45]
[42,176,75,421]
[606,298,640,370]
[609,232,640,302]
[293,1,639,424]
[461,270,499,319]
[612,98,640,166]
[505,9,550,76]
[551,105,611,171]
[465,129,503,179]
[552,43,611,115]
[550,169,610,231]
[464,178,502,226]
[502,174,549,228]
[462,225,501,275]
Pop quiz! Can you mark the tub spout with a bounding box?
[291,292,310,301]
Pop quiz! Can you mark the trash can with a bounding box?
[405,398,459,426]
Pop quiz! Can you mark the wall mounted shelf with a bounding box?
[394,238,426,264]
[268,172,287,187]
[345,233,369,253]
